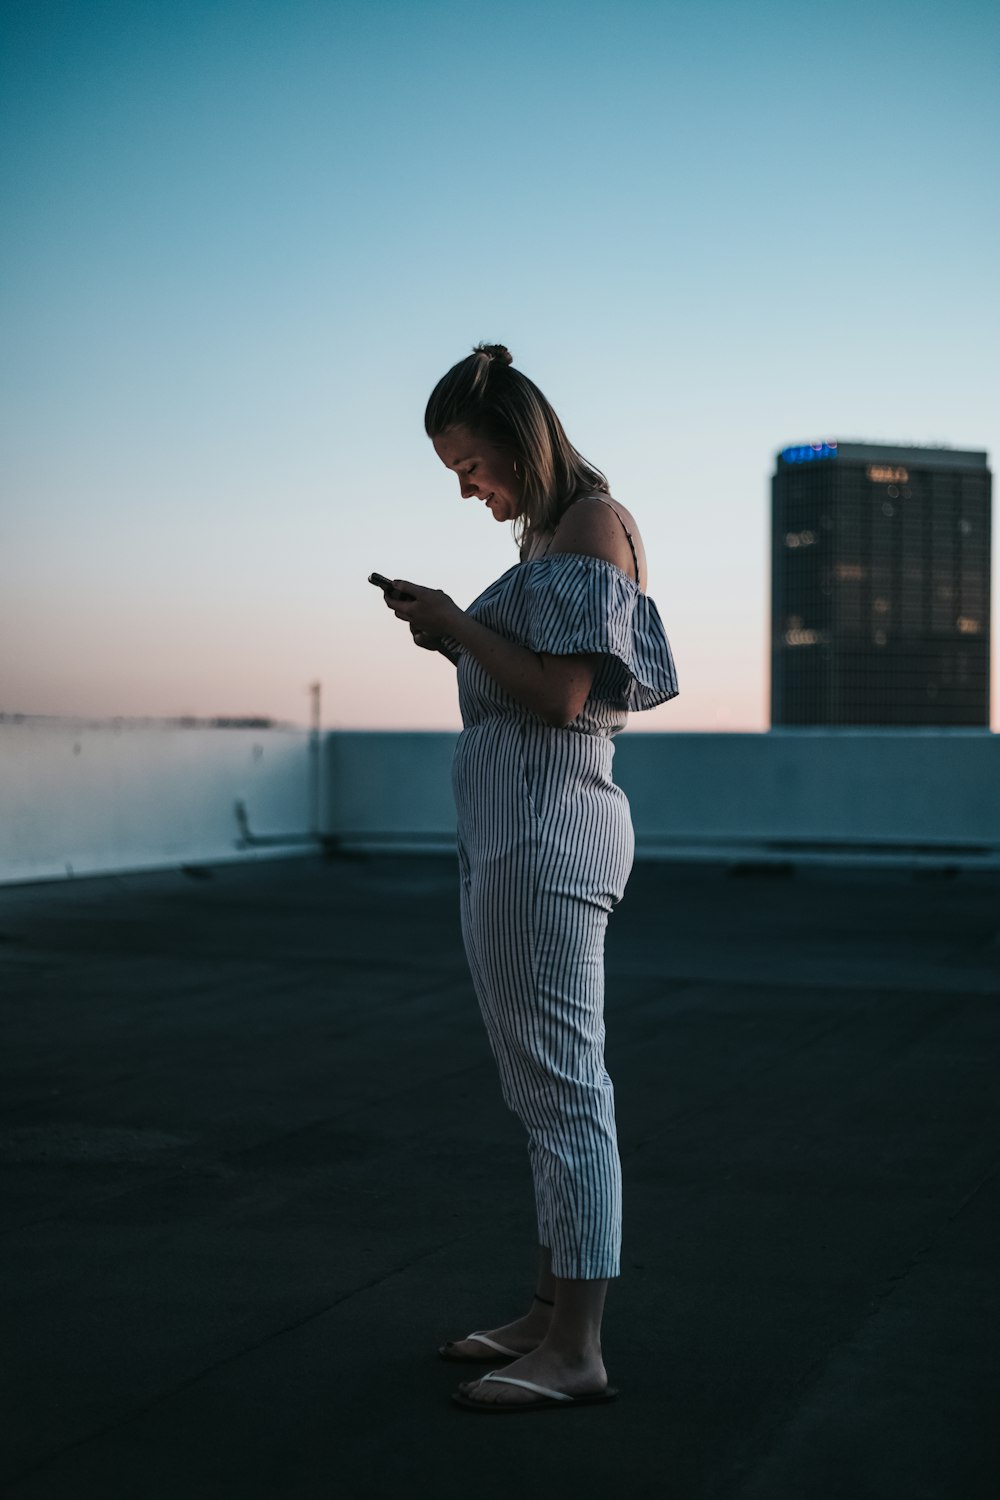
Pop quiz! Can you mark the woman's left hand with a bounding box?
[383,579,461,637]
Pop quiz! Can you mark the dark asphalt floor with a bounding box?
[1,852,998,1500]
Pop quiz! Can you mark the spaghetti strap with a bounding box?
[538,495,642,584]
[591,497,641,584]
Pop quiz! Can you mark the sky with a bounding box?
[2,0,998,733]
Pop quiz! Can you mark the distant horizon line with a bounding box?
[0,711,294,730]
[2,713,995,738]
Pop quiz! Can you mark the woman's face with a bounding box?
[432,424,523,523]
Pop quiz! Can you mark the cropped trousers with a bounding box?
[453,717,634,1279]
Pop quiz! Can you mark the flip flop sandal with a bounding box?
[451,1370,621,1413]
[438,1332,522,1363]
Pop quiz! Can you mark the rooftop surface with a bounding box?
[2,853,998,1499]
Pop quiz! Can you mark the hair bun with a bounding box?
[474,342,513,367]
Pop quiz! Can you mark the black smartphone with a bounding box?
[368,572,414,602]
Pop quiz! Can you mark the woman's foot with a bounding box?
[456,1343,609,1406]
[440,1304,551,1360]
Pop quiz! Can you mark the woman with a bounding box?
[382,344,678,1414]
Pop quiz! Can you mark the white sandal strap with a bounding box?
[479,1371,573,1401]
[466,1333,520,1357]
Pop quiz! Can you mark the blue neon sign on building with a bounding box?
[779,441,839,464]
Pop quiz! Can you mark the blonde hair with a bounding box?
[424,343,610,553]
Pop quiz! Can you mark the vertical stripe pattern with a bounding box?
[451,552,678,1280]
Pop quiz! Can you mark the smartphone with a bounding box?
[369,572,414,602]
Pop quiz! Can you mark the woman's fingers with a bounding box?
[382,579,423,618]
[380,580,457,636]
[386,581,428,622]
[383,589,416,619]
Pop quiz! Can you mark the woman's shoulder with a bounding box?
[548,495,646,588]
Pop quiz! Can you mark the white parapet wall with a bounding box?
[0,718,316,885]
[323,728,1000,867]
[323,730,458,851]
[616,729,1000,859]
[4,723,999,887]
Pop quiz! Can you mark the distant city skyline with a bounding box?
[3,0,998,732]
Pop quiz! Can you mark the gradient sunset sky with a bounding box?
[3,0,997,732]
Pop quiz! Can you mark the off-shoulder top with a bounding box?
[449,549,679,737]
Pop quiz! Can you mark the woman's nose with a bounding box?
[460,479,476,499]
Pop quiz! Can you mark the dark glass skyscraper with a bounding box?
[771,442,992,726]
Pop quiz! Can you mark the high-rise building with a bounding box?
[770,441,991,726]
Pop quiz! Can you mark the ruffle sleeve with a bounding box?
[519,554,679,713]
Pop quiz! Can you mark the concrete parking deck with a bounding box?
[1,853,998,1499]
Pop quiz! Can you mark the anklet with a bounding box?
[533,1292,555,1306]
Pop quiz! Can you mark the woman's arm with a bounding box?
[387,585,595,728]
[449,611,596,727]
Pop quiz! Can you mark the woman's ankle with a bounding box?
[539,1329,603,1363]
[523,1296,553,1332]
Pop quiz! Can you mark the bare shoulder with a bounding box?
[548,496,647,588]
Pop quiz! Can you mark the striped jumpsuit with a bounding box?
[449,510,679,1279]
